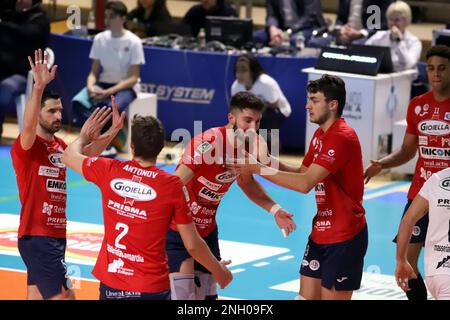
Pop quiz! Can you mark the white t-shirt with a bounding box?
[90,30,145,85]
[231,73,292,118]
[365,30,422,72]
[419,167,450,278]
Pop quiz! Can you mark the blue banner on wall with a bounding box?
[48,33,315,150]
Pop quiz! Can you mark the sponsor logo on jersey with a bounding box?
[215,171,238,184]
[414,104,429,117]
[107,258,135,276]
[315,220,332,231]
[437,198,450,207]
[439,177,450,191]
[418,120,450,136]
[436,256,450,270]
[42,202,65,216]
[445,112,450,121]
[107,244,144,264]
[317,209,333,217]
[38,166,60,178]
[46,179,67,194]
[419,146,450,160]
[48,153,66,168]
[50,193,66,202]
[434,245,450,253]
[110,179,156,201]
[315,183,326,196]
[198,187,225,202]
[197,142,213,154]
[418,136,428,146]
[198,176,222,191]
[107,200,147,219]
[442,137,450,147]
[328,149,336,157]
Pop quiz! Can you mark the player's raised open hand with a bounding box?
[28,48,57,88]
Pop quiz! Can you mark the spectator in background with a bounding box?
[231,54,291,150]
[182,0,237,37]
[365,1,422,72]
[253,0,326,47]
[309,0,393,47]
[0,0,50,142]
[72,1,145,157]
[127,0,172,38]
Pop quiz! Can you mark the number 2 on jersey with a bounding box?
[115,222,129,250]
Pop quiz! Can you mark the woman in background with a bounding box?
[365,1,422,72]
[231,54,292,150]
[127,0,172,37]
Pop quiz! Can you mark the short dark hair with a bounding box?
[426,45,450,61]
[307,74,346,117]
[106,1,128,17]
[234,54,265,85]
[41,90,60,108]
[131,115,164,160]
[229,91,264,113]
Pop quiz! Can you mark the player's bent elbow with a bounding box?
[296,183,313,194]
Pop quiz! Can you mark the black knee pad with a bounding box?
[406,273,427,300]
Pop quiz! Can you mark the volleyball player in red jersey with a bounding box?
[11,49,122,300]
[167,91,297,300]
[61,105,233,300]
[365,45,450,300]
[231,75,368,300]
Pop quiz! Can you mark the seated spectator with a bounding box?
[365,1,422,72]
[0,0,50,142]
[309,0,393,48]
[231,54,291,149]
[253,0,326,47]
[72,1,145,157]
[127,0,172,38]
[183,0,237,37]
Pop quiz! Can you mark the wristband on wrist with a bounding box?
[269,204,282,215]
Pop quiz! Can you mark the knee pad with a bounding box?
[406,273,427,301]
[169,273,196,300]
[294,294,307,300]
[194,271,218,300]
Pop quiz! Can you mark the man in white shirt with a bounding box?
[396,167,450,300]
[72,1,145,155]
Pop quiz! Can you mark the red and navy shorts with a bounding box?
[18,235,71,299]
[393,199,429,244]
[300,224,368,291]
[166,227,221,274]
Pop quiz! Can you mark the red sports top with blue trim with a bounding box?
[303,118,366,244]
[11,134,67,238]
[405,91,450,200]
[172,126,241,237]
[82,157,192,293]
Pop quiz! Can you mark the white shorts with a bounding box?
[425,275,450,300]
